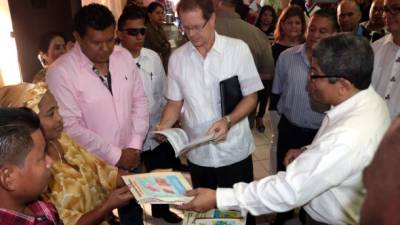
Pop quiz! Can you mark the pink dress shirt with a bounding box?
[46,43,149,165]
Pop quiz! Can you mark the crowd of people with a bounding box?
[0,0,399,225]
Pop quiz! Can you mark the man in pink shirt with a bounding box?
[46,4,148,225]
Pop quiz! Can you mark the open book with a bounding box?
[153,128,214,157]
[122,171,193,204]
[183,209,246,225]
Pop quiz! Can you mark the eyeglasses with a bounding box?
[179,17,210,34]
[122,27,147,36]
[309,71,348,81]
[383,5,400,15]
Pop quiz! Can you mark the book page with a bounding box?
[153,128,214,156]
[122,171,193,204]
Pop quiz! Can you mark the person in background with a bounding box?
[255,5,278,37]
[117,5,182,223]
[271,5,306,64]
[0,84,134,225]
[144,1,171,71]
[359,0,386,42]
[337,0,363,33]
[371,0,400,120]
[0,108,62,225]
[33,32,66,83]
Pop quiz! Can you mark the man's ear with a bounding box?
[338,78,354,96]
[0,166,18,191]
[73,31,82,43]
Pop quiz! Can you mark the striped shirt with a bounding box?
[272,44,324,129]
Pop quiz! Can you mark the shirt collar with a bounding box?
[0,201,60,225]
[188,31,224,56]
[294,44,310,67]
[326,86,373,122]
[382,34,398,47]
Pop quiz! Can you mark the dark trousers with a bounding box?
[273,115,318,225]
[256,80,273,118]
[142,142,183,216]
[276,115,318,172]
[118,200,143,225]
[188,155,255,225]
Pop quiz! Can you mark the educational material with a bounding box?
[183,209,246,225]
[122,171,193,204]
[153,128,214,156]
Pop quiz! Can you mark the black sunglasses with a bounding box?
[123,27,147,36]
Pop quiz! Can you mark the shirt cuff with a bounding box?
[108,145,122,166]
[127,135,144,150]
[216,188,240,210]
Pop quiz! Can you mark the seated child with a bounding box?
[0,107,63,225]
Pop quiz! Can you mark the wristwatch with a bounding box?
[223,115,232,129]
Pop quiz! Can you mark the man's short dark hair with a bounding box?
[0,108,41,167]
[177,0,214,21]
[118,5,146,31]
[74,3,116,37]
[312,33,373,90]
[313,8,340,32]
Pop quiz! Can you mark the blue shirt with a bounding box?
[272,44,324,129]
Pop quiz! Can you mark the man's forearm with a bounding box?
[159,100,183,129]
[228,93,257,126]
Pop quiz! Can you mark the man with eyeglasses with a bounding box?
[269,8,339,225]
[157,0,263,224]
[117,5,182,223]
[180,33,391,225]
[371,0,400,120]
[47,4,148,224]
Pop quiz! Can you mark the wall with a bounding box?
[8,0,81,82]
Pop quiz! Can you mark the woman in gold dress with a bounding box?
[0,83,135,225]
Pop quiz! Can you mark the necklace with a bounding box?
[48,141,64,163]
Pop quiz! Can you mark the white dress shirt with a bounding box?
[167,32,263,167]
[134,48,167,151]
[372,34,400,120]
[217,86,390,225]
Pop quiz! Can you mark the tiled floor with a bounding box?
[142,113,278,225]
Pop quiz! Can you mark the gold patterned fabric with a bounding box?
[42,133,117,225]
[0,83,118,225]
[32,68,47,83]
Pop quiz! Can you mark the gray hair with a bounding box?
[312,33,373,90]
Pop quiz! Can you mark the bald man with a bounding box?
[337,0,362,32]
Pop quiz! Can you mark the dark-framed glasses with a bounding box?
[179,17,210,34]
[309,71,348,81]
[383,5,400,15]
[122,27,147,36]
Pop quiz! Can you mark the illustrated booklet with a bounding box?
[122,171,193,204]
